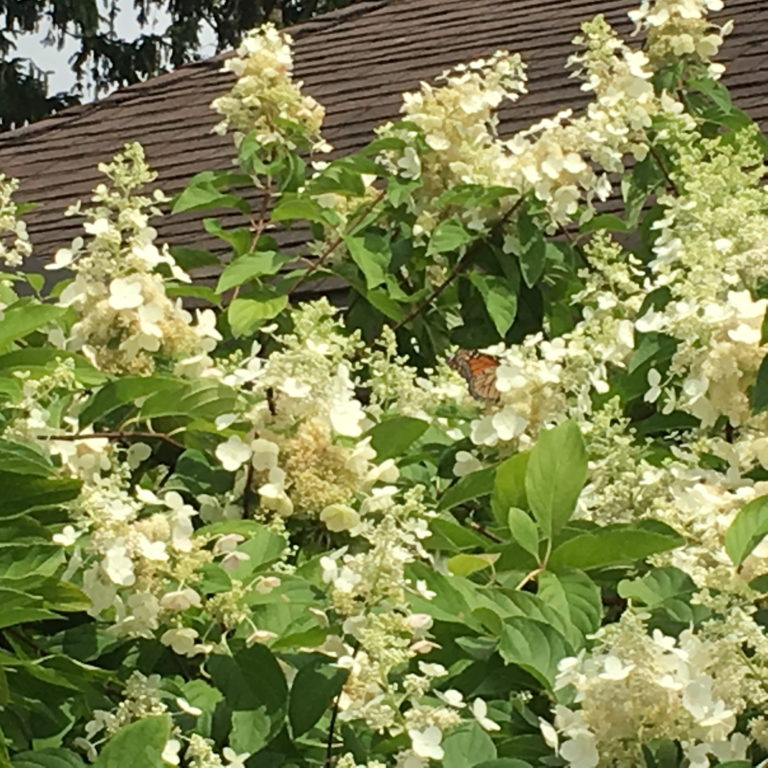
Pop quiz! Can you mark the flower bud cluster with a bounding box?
[0,174,31,267]
[51,142,219,374]
[212,23,330,154]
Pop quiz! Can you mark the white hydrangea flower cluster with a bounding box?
[365,325,466,419]
[74,672,245,767]
[550,612,758,767]
[336,756,387,768]
[74,671,167,760]
[4,358,79,437]
[504,13,686,221]
[576,400,655,525]
[183,736,248,768]
[55,466,224,653]
[212,301,400,522]
[645,458,768,589]
[379,13,682,236]
[636,129,768,427]
[0,173,32,267]
[377,50,527,224]
[211,23,330,153]
[51,142,219,375]
[318,488,474,764]
[629,0,731,75]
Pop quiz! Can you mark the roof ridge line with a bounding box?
[0,0,391,148]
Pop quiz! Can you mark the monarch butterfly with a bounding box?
[447,349,501,402]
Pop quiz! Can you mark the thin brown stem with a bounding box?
[515,566,544,591]
[391,195,525,333]
[324,692,342,766]
[648,145,680,195]
[391,252,468,332]
[288,188,387,297]
[231,178,274,305]
[469,521,504,544]
[44,430,184,451]
[324,644,359,766]
[243,461,255,516]
[251,176,272,248]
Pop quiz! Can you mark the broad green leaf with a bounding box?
[579,213,629,234]
[387,177,420,208]
[724,494,768,565]
[209,646,286,750]
[78,376,178,426]
[628,332,677,375]
[517,207,547,288]
[179,679,223,716]
[407,563,484,630]
[468,273,518,337]
[172,171,251,214]
[0,349,103,386]
[288,658,348,737]
[203,219,252,256]
[475,761,533,768]
[438,466,496,511]
[641,739,682,768]
[0,587,59,628]
[492,452,529,524]
[0,473,81,519]
[427,218,474,255]
[169,246,219,270]
[208,643,287,714]
[0,544,63,579]
[165,281,220,306]
[525,421,586,538]
[345,232,390,289]
[368,416,429,461]
[442,722,497,768]
[468,586,570,640]
[227,295,288,337]
[230,709,272,754]
[93,715,171,768]
[0,516,49,542]
[498,616,572,688]
[618,566,708,625]
[688,76,733,111]
[271,196,329,224]
[27,577,90,613]
[749,573,768,592]
[221,527,287,581]
[507,507,539,560]
[548,521,683,570]
[427,517,492,553]
[752,355,768,414]
[216,251,288,293]
[164,449,233,496]
[622,153,665,226]
[175,188,250,215]
[537,569,602,642]
[13,748,86,768]
[138,379,239,422]
[0,304,65,349]
[308,161,367,196]
[447,553,499,577]
[365,287,406,321]
[0,439,53,476]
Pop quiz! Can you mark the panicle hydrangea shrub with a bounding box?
[5,2,768,767]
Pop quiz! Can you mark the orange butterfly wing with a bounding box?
[447,349,501,402]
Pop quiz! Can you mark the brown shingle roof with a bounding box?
[2,0,767,277]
